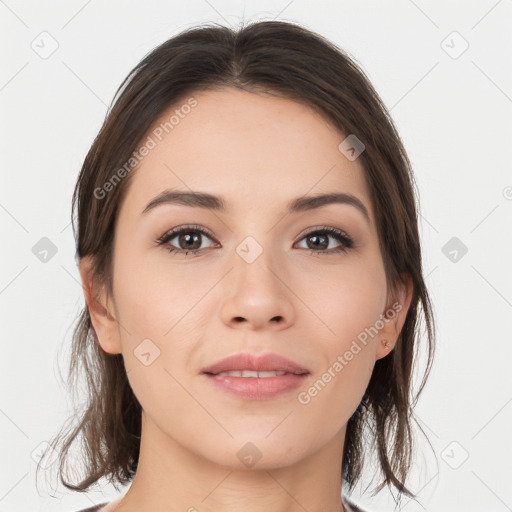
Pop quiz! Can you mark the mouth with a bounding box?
[201,351,310,375]
[208,370,307,377]
[201,352,310,400]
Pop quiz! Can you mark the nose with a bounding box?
[219,244,295,331]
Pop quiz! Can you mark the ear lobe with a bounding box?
[375,273,414,360]
[78,255,122,355]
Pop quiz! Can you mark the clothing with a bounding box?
[74,497,367,511]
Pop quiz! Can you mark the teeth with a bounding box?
[215,370,287,377]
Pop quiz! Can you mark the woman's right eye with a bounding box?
[155,225,217,256]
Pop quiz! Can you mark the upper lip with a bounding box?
[202,352,310,375]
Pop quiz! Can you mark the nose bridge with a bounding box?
[232,233,282,292]
[219,231,294,329]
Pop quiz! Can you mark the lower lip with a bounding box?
[203,373,309,400]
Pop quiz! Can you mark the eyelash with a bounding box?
[155,224,354,257]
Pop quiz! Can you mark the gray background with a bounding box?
[1,1,511,511]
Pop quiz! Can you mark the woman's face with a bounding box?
[82,87,411,470]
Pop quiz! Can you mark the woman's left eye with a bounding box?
[296,227,354,255]
[155,225,354,257]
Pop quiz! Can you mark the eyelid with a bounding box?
[156,223,355,257]
[157,224,351,242]
[156,224,217,243]
[295,225,354,251]
[297,224,348,238]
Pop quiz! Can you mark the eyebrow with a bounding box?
[142,190,370,224]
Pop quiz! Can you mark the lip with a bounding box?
[201,352,310,400]
[201,352,310,375]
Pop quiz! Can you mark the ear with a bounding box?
[78,255,122,355]
[375,273,414,360]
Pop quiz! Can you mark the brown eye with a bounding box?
[174,231,202,251]
[156,225,216,256]
[296,227,354,255]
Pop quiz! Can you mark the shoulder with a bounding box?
[72,503,109,512]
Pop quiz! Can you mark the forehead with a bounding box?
[120,87,373,221]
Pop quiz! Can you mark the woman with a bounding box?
[39,19,435,512]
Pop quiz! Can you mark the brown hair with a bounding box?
[38,19,436,503]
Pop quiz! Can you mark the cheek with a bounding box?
[295,351,373,446]
[289,261,385,431]
[113,265,202,423]
[295,317,378,439]
[112,252,211,400]
[113,245,207,335]
[303,256,387,344]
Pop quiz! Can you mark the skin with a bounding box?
[79,87,413,512]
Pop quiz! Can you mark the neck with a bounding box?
[111,411,347,512]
